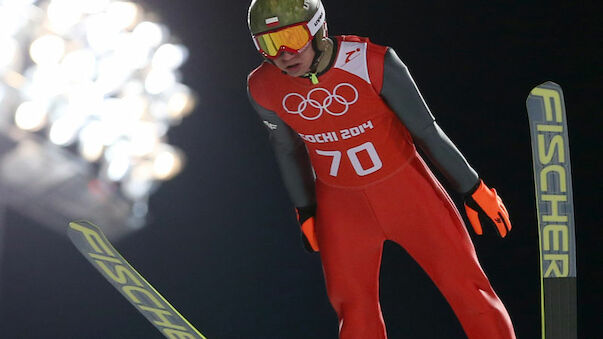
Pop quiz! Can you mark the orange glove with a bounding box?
[296,205,319,252]
[464,180,512,237]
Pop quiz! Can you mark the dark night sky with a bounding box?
[0,0,600,338]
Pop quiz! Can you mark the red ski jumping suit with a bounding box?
[248,36,515,339]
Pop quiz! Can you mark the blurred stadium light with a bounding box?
[0,0,196,240]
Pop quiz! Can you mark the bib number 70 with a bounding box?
[316,142,383,177]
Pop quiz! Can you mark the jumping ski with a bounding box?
[526,82,577,339]
[67,220,207,339]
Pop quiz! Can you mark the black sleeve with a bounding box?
[380,48,479,194]
[247,89,316,208]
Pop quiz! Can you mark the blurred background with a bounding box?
[0,0,599,338]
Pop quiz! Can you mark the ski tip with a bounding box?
[529,81,562,93]
[67,220,102,236]
[539,81,560,88]
[526,81,563,102]
[68,220,93,229]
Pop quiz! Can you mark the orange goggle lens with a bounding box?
[255,24,311,58]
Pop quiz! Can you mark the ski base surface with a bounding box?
[68,220,207,339]
[526,82,577,339]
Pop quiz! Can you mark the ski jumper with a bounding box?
[247,36,515,339]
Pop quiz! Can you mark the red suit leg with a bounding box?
[315,155,516,339]
[316,184,388,339]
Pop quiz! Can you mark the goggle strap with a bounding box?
[252,37,260,51]
[306,1,326,36]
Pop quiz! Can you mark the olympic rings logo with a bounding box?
[282,83,359,121]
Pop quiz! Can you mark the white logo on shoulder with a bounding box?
[335,42,371,84]
[344,48,361,64]
[282,83,359,121]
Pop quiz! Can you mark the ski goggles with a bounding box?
[252,2,326,59]
[253,23,313,59]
